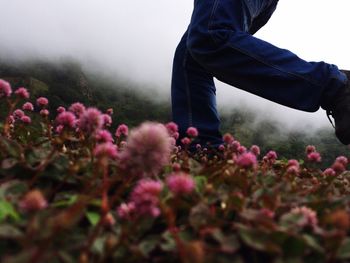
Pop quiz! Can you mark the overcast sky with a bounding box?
[1,0,350,130]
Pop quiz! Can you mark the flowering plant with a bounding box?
[1,79,350,262]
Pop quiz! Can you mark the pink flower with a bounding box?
[305,145,316,155]
[290,206,318,228]
[237,146,247,154]
[95,130,114,143]
[40,109,49,117]
[165,122,178,136]
[117,202,136,220]
[103,213,116,227]
[235,152,257,169]
[22,102,34,111]
[13,109,25,119]
[15,87,30,99]
[20,115,31,124]
[332,161,346,174]
[166,172,195,196]
[130,179,163,218]
[223,133,234,144]
[173,132,179,140]
[56,125,64,134]
[68,102,86,116]
[56,111,76,128]
[323,168,336,177]
[172,163,181,172]
[218,144,225,151]
[78,107,103,134]
[181,137,191,146]
[287,159,300,168]
[336,156,348,167]
[102,114,112,127]
[118,122,172,177]
[57,106,66,113]
[307,152,321,163]
[0,79,12,98]
[93,142,118,159]
[19,190,48,212]
[286,165,299,175]
[231,141,241,152]
[8,115,14,124]
[36,97,49,107]
[250,145,260,156]
[115,124,128,137]
[186,127,198,137]
[263,150,277,165]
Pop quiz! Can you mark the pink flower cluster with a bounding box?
[93,142,118,159]
[0,79,12,98]
[235,152,257,169]
[78,107,103,134]
[286,159,300,175]
[115,124,128,137]
[129,179,163,218]
[166,172,195,196]
[305,145,321,163]
[263,150,277,165]
[15,87,30,99]
[330,155,348,174]
[118,122,172,177]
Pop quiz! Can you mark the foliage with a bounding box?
[1,79,350,263]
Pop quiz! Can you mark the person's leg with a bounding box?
[187,0,347,113]
[171,31,223,147]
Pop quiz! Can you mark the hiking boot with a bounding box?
[327,70,350,145]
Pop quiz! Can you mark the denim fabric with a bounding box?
[171,0,347,148]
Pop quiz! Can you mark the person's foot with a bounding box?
[327,70,350,145]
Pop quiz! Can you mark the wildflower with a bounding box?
[223,133,234,144]
[186,127,198,137]
[119,122,172,177]
[250,145,260,156]
[19,190,48,212]
[290,206,318,228]
[115,124,128,137]
[36,97,49,107]
[102,114,112,127]
[336,156,348,167]
[15,87,30,99]
[181,137,191,146]
[305,145,316,155]
[332,161,346,174]
[57,106,66,113]
[173,132,179,140]
[93,142,118,159]
[117,202,136,220]
[218,144,225,151]
[103,213,116,227]
[235,152,257,169]
[286,165,299,176]
[22,102,34,111]
[69,102,86,116]
[20,115,31,124]
[165,122,178,136]
[323,168,336,177]
[307,152,321,163]
[95,129,114,143]
[166,172,195,196]
[56,111,76,129]
[196,144,202,150]
[287,159,300,168]
[8,115,14,124]
[130,179,163,217]
[78,107,103,134]
[40,109,49,117]
[172,163,181,172]
[0,79,12,98]
[231,141,241,151]
[237,145,247,154]
[13,109,25,119]
[263,150,277,165]
[56,125,64,134]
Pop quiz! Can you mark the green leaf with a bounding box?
[160,231,176,252]
[86,211,101,226]
[138,235,160,257]
[337,238,350,259]
[302,234,324,253]
[52,195,78,208]
[0,200,20,222]
[194,176,207,193]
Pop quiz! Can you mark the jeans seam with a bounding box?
[218,31,323,88]
[183,49,193,127]
[208,0,220,30]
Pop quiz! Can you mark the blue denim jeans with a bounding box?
[171,0,347,147]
